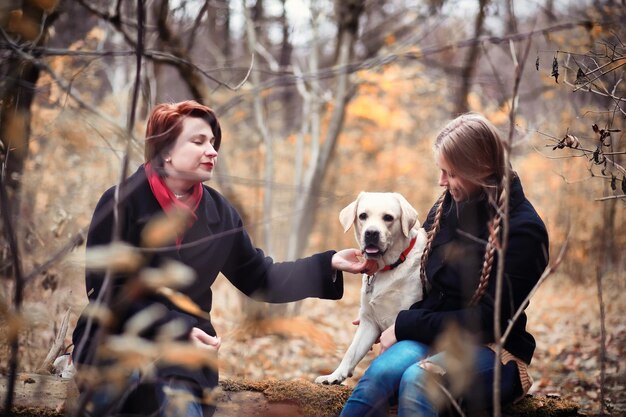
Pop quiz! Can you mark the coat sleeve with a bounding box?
[395,219,549,347]
[220,217,344,303]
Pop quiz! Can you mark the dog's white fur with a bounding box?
[315,192,426,385]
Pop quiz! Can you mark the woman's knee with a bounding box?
[365,341,428,384]
[399,363,429,393]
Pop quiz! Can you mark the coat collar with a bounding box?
[133,165,222,225]
[428,175,526,248]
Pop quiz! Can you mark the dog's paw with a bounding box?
[315,373,347,385]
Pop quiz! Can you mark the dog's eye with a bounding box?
[383,214,394,222]
[358,213,368,221]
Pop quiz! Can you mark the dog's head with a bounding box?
[339,192,419,261]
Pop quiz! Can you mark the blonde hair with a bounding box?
[420,113,510,305]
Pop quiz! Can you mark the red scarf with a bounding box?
[145,162,203,246]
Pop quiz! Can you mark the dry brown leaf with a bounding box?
[139,260,196,290]
[81,303,114,327]
[2,312,25,343]
[155,287,212,322]
[422,321,477,409]
[104,336,218,371]
[85,242,144,273]
[102,336,155,370]
[123,304,168,336]
[141,210,190,248]
[154,318,190,341]
[4,110,28,156]
[158,341,219,370]
[34,0,59,12]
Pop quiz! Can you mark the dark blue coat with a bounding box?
[72,165,343,388]
[395,176,548,364]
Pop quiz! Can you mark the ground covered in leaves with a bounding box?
[212,272,625,417]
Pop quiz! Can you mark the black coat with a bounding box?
[395,176,548,364]
[72,165,344,387]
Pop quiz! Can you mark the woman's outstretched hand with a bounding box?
[332,249,378,275]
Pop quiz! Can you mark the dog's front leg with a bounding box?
[315,319,380,385]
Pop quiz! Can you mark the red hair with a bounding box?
[144,100,222,172]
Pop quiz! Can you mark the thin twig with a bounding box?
[595,194,626,201]
[0,25,142,155]
[573,61,626,92]
[73,4,144,414]
[243,2,274,255]
[434,379,467,417]
[493,33,533,417]
[596,267,608,416]
[0,165,25,416]
[23,230,85,282]
[36,308,72,374]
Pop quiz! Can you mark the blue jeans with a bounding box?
[156,378,206,417]
[84,373,211,417]
[341,341,521,417]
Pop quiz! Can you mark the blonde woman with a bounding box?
[341,113,549,417]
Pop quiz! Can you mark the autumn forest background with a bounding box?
[0,0,624,416]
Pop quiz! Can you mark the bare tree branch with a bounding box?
[0,158,25,416]
[36,308,72,374]
[243,2,274,255]
[72,4,145,412]
[0,26,141,154]
[453,0,489,115]
[595,194,626,201]
[23,231,85,283]
[493,33,533,417]
[186,0,209,51]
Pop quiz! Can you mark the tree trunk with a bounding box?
[279,0,295,132]
[207,0,231,59]
[152,0,250,225]
[0,0,57,269]
[287,0,364,261]
[505,0,517,35]
[453,0,489,115]
[252,0,264,47]
[243,0,274,256]
[291,30,359,259]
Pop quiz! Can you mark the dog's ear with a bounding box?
[394,193,418,237]
[339,193,362,233]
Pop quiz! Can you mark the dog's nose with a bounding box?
[364,229,379,242]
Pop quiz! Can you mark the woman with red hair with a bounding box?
[72,100,369,417]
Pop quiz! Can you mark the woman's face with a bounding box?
[164,116,217,185]
[436,153,481,202]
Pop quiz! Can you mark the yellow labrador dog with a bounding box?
[316,192,427,385]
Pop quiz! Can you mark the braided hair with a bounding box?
[419,113,510,305]
[419,191,446,295]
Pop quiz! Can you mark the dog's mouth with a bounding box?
[363,245,384,258]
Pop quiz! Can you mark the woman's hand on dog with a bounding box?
[379,325,397,354]
[332,249,378,275]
